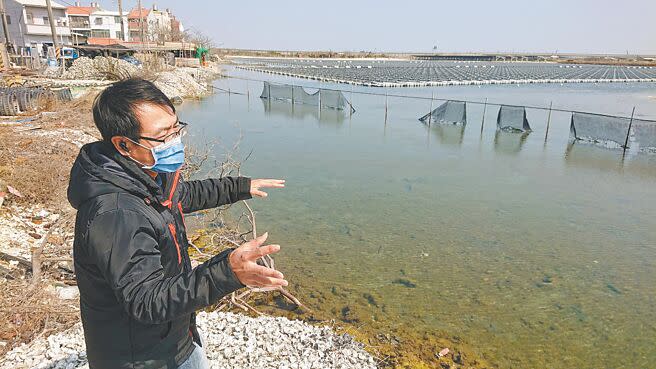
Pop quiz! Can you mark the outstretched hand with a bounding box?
[228,232,287,288]
[250,179,285,198]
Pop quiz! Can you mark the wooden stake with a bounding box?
[480,98,488,134]
[246,80,250,104]
[428,91,434,124]
[544,101,553,142]
[384,89,388,124]
[349,84,353,118]
[623,106,636,152]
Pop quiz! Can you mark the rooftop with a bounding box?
[15,0,66,9]
[67,6,94,15]
[128,7,150,19]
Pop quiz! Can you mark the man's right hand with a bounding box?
[228,232,288,288]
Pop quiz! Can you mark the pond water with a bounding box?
[180,67,656,369]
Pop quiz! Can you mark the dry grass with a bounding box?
[0,280,79,356]
[0,92,99,207]
[0,93,99,355]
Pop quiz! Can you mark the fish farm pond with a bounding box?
[180,65,656,369]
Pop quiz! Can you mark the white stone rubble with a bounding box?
[53,57,139,80]
[0,205,61,261]
[0,311,377,369]
[153,67,216,101]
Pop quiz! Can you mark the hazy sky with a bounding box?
[93,0,655,54]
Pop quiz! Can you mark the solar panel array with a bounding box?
[236,59,656,87]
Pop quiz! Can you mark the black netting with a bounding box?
[570,112,630,148]
[497,105,531,132]
[319,89,353,111]
[632,120,656,152]
[292,86,319,106]
[260,82,292,101]
[261,82,353,111]
[419,101,467,125]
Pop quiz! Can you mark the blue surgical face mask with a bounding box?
[129,136,185,173]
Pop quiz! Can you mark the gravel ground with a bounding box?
[0,311,377,369]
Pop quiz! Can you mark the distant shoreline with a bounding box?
[217,49,656,67]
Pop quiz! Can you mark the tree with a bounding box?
[184,29,215,50]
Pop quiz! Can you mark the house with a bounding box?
[0,0,71,56]
[90,7,128,41]
[68,2,128,45]
[170,15,184,41]
[67,4,92,40]
[127,6,150,42]
[128,5,185,43]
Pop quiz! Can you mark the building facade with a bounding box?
[68,2,128,44]
[127,7,150,42]
[67,5,91,40]
[1,0,71,56]
[128,5,184,43]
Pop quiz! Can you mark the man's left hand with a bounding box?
[250,179,285,198]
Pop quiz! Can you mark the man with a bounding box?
[67,78,287,368]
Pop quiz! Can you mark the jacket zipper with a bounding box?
[177,202,187,230]
[167,223,182,265]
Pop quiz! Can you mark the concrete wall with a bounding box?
[91,13,128,41]
[1,0,71,55]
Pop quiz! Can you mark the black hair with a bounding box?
[92,78,175,142]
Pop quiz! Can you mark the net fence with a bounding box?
[629,120,656,152]
[261,81,354,112]
[419,101,467,125]
[497,105,532,132]
[570,113,630,148]
[231,79,656,154]
[570,113,656,152]
[291,86,319,105]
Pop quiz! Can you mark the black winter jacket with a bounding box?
[67,141,250,369]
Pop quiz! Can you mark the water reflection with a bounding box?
[261,99,347,125]
[494,130,530,155]
[565,141,656,178]
[424,123,465,146]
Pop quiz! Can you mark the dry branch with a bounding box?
[184,134,306,313]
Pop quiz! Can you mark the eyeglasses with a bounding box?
[138,121,188,144]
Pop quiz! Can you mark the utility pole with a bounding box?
[45,0,60,53]
[0,0,11,50]
[117,0,125,41]
[137,0,145,44]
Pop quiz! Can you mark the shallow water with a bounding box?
[180,68,656,368]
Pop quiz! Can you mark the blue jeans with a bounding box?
[177,342,210,369]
